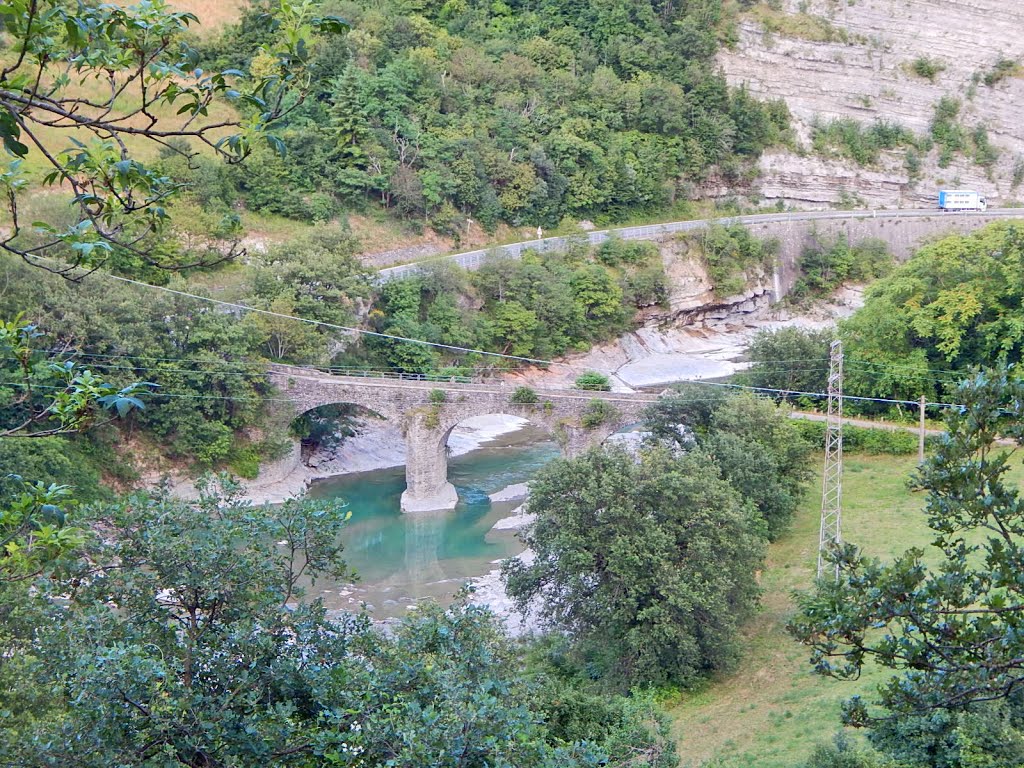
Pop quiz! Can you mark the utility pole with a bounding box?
[919,395,926,463]
[817,340,844,580]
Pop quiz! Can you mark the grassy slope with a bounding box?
[670,453,1024,767]
[168,0,245,31]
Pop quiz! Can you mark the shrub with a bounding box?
[793,420,921,455]
[581,398,617,428]
[227,445,262,479]
[429,389,447,404]
[908,56,945,82]
[0,437,108,502]
[595,237,658,267]
[699,225,778,297]
[793,235,892,297]
[511,386,539,404]
[623,266,669,308]
[802,732,887,768]
[574,372,612,391]
[930,96,965,168]
[971,125,1000,170]
[983,56,1020,87]
[811,117,916,166]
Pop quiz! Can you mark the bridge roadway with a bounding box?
[268,365,661,512]
[377,207,1024,286]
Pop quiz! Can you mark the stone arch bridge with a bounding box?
[268,365,660,512]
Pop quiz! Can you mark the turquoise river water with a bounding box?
[305,429,559,618]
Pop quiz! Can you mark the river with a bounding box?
[304,424,558,620]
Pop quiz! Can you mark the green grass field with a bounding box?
[669,453,1024,767]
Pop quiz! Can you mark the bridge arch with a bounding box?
[401,400,638,512]
[267,365,658,512]
[290,402,389,459]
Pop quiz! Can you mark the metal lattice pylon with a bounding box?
[817,340,844,580]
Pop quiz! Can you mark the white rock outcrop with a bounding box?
[718,0,1024,207]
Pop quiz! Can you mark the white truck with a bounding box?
[938,189,987,211]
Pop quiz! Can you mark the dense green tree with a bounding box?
[351,242,665,372]
[0,438,106,501]
[699,224,779,296]
[792,235,891,298]
[0,256,286,470]
[643,387,812,539]
[789,370,1024,762]
[708,393,813,538]
[0,480,675,767]
[0,0,346,274]
[492,300,542,357]
[839,224,1024,402]
[504,446,765,686]
[641,381,730,441]
[195,0,787,230]
[739,326,832,397]
[0,316,150,438]
[863,700,1024,768]
[248,229,372,339]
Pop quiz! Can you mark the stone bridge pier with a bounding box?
[400,404,625,512]
[267,366,658,512]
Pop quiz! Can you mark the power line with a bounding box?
[92,270,560,366]
[39,349,543,373]
[3,351,977,411]
[23,253,562,367]
[666,377,928,407]
[13,255,988,407]
[36,355,964,394]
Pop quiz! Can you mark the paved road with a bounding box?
[376,207,1024,282]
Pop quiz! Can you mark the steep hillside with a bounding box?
[718,0,1024,208]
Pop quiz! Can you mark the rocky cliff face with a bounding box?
[719,0,1024,208]
[653,237,774,324]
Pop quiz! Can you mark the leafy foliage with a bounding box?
[789,371,1024,753]
[0,315,151,438]
[792,235,892,298]
[792,420,921,456]
[0,480,676,767]
[644,387,812,539]
[358,246,655,372]
[0,437,107,502]
[0,250,357,468]
[801,732,890,768]
[811,118,917,166]
[574,371,612,391]
[839,223,1024,403]
[739,326,832,397]
[504,445,765,687]
[698,224,778,296]
[511,386,540,404]
[197,0,789,230]
[0,478,81,585]
[580,398,617,428]
[930,96,968,168]
[908,57,946,82]
[0,0,346,274]
[982,57,1021,87]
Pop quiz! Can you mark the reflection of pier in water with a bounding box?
[403,509,449,588]
[305,437,560,620]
